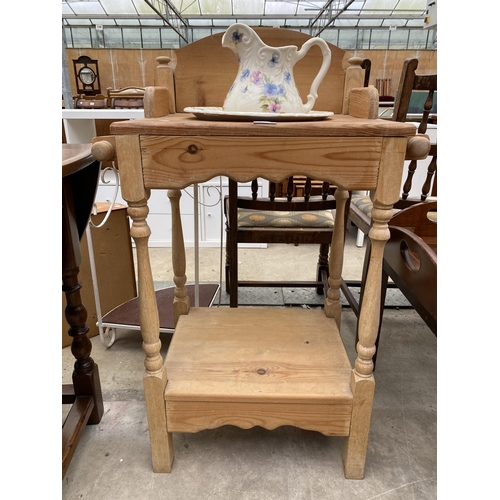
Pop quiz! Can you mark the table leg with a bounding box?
[62,176,104,477]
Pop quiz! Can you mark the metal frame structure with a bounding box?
[62,1,433,33]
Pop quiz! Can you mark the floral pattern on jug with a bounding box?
[222,24,331,114]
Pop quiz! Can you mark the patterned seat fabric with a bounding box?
[237,208,335,228]
[350,193,437,222]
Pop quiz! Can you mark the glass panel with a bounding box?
[335,20,358,27]
[160,28,181,48]
[63,27,73,48]
[91,18,117,26]
[171,0,200,15]
[369,29,389,49]
[142,28,161,48]
[118,19,141,26]
[103,27,123,48]
[213,19,235,26]
[382,19,407,27]
[66,19,93,26]
[139,19,165,26]
[320,29,339,46]
[191,29,212,42]
[357,29,371,49]
[91,27,105,48]
[408,29,428,49]
[427,29,437,49]
[234,0,265,15]
[70,27,92,48]
[189,19,213,26]
[200,0,232,15]
[123,27,142,48]
[407,19,425,27]
[338,30,357,50]
[265,2,295,16]
[358,19,383,28]
[388,29,409,49]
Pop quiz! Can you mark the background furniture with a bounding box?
[62,143,104,478]
[224,177,337,307]
[382,223,437,333]
[107,86,145,109]
[62,202,137,347]
[75,94,108,109]
[73,55,101,96]
[92,35,427,476]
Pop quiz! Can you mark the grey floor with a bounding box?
[62,226,437,499]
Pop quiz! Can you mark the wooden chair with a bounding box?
[223,57,371,307]
[341,58,437,364]
[224,177,337,306]
[92,28,426,479]
[107,86,145,109]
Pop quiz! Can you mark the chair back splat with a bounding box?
[91,28,423,480]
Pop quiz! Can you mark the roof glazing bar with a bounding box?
[310,0,355,36]
[145,0,189,43]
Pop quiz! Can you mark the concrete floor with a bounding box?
[62,226,437,499]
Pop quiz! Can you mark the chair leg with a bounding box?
[316,243,329,295]
[372,266,390,369]
[225,231,231,294]
[225,259,230,294]
[228,180,239,308]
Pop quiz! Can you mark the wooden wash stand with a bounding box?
[92,59,428,479]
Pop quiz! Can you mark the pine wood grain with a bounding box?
[165,308,352,402]
[140,135,384,190]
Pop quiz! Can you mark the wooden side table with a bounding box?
[62,144,104,478]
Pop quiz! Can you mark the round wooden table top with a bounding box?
[62,143,95,178]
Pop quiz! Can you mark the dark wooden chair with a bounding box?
[224,177,338,307]
[224,58,371,308]
[341,58,437,366]
[107,86,145,109]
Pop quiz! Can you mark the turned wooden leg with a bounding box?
[324,189,348,328]
[167,190,190,323]
[342,201,392,479]
[128,195,174,473]
[62,177,104,426]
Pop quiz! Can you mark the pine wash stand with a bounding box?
[92,85,428,479]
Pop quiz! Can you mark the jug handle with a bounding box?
[296,38,332,113]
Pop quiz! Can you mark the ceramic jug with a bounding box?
[221,23,331,114]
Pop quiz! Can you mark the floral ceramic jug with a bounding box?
[222,23,331,114]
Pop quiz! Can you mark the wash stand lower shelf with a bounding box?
[165,307,353,434]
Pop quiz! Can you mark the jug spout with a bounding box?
[222,24,331,114]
